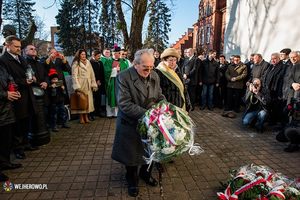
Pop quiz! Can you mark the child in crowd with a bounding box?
[48,69,70,132]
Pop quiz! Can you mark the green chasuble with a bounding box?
[103,58,129,107]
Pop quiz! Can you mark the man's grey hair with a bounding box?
[271,52,280,58]
[290,51,300,57]
[133,49,154,64]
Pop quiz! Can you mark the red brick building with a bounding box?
[193,0,226,56]
[172,28,194,54]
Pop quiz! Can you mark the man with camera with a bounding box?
[242,78,271,133]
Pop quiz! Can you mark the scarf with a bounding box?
[156,62,186,111]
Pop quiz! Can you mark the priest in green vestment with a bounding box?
[103,46,129,117]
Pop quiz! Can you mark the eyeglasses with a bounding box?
[29,48,36,51]
[122,54,127,56]
[166,59,177,63]
[142,65,154,71]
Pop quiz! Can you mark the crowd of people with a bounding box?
[0,34,300,197]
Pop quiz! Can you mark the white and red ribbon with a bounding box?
[148,105,177,146]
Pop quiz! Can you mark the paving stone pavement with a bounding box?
[1,106,300,200]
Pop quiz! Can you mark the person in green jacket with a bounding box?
[103,45,129,118]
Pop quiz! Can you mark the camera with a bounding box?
[253,83,258,89]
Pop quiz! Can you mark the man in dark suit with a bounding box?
[262,53,285,126]
[245,53,255,86]
[280,48,292,66]
[90,50,105,118]
[246,53,270,85]
[182,48,200,110]
[213,54,228,109]
[0,35,38,159]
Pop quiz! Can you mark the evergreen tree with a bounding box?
[99,0,120,49]
[144,0,171,53]
[56,0,100,56]
[2,0,36,40]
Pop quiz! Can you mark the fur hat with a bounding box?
[48,69,58,80]
[161,48,180,60]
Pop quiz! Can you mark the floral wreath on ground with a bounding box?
[218,163,300,200]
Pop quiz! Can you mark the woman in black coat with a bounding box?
[155,48,191,113]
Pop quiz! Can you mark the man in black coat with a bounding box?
[199,49,220,111]
[213,54,228,109]
[288,51,300,101]
[0,66,22,181]
[0,35,38,159]
[262,53,285,125]
[182,48,200,110]
[40,47,71,104]
[90,50,105,118]
[24,45,50,106]
[280,48,292,66]
[245,53,255,86]
[246,53,270,85]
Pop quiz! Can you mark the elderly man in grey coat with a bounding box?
[111,49,165,197]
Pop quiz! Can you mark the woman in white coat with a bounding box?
[71,49,98,124]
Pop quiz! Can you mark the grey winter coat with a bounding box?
[111,67,165,166]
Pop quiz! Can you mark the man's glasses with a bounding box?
[142,65,154,71]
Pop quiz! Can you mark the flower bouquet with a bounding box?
[139,101,204,195]
[218,163,300,200]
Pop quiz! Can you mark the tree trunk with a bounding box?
[0,0,2,29]
[115,0,148,61]
[128,0,148,61]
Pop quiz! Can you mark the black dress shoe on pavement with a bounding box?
[0,172,9,181]
[200,106,205,110]
[128,186,139,197]
[284,145,299,152]
[1,163,22,170]
[52,127,59,132]
[15,153,26,159]
[62,124,70,128]
[25,146,39,151]
[88,116,95,121]
[208,107,213,111]
[140,175,158,187]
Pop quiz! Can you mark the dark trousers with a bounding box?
[279,99,289,127]
[0,124,12,166]
[93,95,102,116]
[51,103,66,128]
[187,85,197,107]
[276,127,300,145]
[213,83,227,107]
[226,88,243,111]
[12,117,31,153]
[269,91,281,124]
[125,164,153,187]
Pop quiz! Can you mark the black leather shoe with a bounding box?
[88,116,95,121]
[1,163,22,170]
[0,172,9,181]
[62,124,70,128]
[200,106,205,110]
[284,145,299,152]
[15,152,26,159]
[25,146,39,151]
[128,186,139,197]
[208,107,213,111]
[52,127,59,132]
[140,176,158,187]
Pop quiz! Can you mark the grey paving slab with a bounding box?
[1,107,300,199]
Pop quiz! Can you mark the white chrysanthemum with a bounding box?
[174,129,186,141]
[164,117,174,129]
[150,143,160,152]
[161,146,175,155]
[286,187,300,195]
[147,125,159,138]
